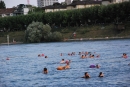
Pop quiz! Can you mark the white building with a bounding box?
[65,0,71,5]
[0,8,15,17]
[37,0,59,7]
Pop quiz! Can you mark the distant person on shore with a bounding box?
[82,72,90,78]
[98,72,104,77]
[122,53,128,58]
[43,67,48,74]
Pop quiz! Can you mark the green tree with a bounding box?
[44,31,63,42]
[25,21,43,43]
[25,22,52,43]
[0,0,6,9]
[51,31,63,41]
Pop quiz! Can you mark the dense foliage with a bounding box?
[0,2,130,31]
[28,7,44,14]
[0,1,6,9]
[25,21,62,43]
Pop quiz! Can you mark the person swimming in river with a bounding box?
[89,64,100,68]
[98,72,104,77]
[60,59,65,64]
[57,62,70,70]
[43,67,48,74]
[122,53,128,58]
[82,72,90,78]
[81,55,85,59]
[45,56,48,58]
[96,64,100,68]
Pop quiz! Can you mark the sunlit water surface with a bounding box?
[0,39,130,87]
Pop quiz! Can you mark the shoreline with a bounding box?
[0,42,23,45]
[0,36,130,45]
[64,36,130,41]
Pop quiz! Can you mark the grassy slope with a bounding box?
[62,23,130,39]
[0,23,130,43]
[0,31,25,43]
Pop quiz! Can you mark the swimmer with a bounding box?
[122,53,128,58]
[98,72,104,77]
[81,55,85,59]
[64,63,70,69]
[82,72,90,78]
[65,60,71,65]
[85,51,88,55]
[6,57,10,60]
[38,54,41,57]
[96,64,100,68]
[43,67,48,74]
[57,63,70,70]
[60,53,62,56]
[84,55,88,58]
[96,54,100,58]
[90,55,94,58]
[60,59,65,64]
[45,56,48,58]
[78,52,81,55]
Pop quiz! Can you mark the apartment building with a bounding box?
[37,0,59,7]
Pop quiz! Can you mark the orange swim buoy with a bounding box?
[57,66,65,70]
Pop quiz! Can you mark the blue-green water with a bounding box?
[0,39,130,87]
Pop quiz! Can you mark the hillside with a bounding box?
[0,23,130,43]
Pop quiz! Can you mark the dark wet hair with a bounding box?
[44,67,47,71]
[99,72,102,75]
[123,53,127,55]
[85,72,88,75]
[99,72,103,77]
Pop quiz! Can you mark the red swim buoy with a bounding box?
[42,54,44,56]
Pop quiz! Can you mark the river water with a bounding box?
[0,39,130,87]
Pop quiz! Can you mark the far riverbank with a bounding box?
[0,23,130,44]
[64,36,130,41]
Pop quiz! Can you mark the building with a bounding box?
[44,1,101,12]
[0,4,33,17]
[67,1,101,10]
[44,4,67,12]
[112,0,129,3]
[65,0,71,5]
[0,8,15,17]
[43,0,129,13]
[37,0,59,7]
[14,4,30,15]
